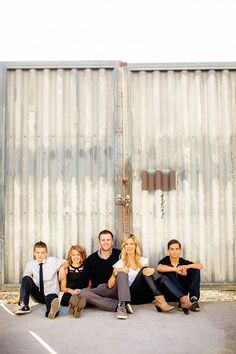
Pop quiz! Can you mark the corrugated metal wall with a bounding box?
[3,64,124,283]
[128,65,236,282]
[0,62,236,284]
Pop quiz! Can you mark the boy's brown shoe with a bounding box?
[48,298,60,319]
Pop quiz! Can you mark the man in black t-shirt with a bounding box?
[156,239,203,313]
[69,230,120,317]
[81,230,120,288]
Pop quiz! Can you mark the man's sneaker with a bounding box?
[48,298,60,319]
[15,304,31,315]
[126,303,134,314]
[190,296,200,311]
[116,304,128,319]
[73,295,86,318]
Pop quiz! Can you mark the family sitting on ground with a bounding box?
[15,230,203,319]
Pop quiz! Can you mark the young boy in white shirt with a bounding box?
[16,241,65,319]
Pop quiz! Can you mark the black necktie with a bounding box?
[39,263,44,296]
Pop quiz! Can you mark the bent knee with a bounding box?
[117,271,128,276]
[143,268,155,277]
[22,275,33,283]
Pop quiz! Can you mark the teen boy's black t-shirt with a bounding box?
[158,256,192,268]
[81,248,120,288]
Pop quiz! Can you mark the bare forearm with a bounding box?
[156,264,177,273]
[108,269,118,289]
[186,262,203,270]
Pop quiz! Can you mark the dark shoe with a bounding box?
[48,298,60,319]
[15,303,31,315]
[73,295,86,318]
[126,303,134,314]
[190,296,200,311]
[116,304,128,319]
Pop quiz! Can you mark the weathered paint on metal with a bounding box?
[128,66,236,282]
[0,62,236,284]
[3,65,123,283]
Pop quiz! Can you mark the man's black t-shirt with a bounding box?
[81,248,120,288]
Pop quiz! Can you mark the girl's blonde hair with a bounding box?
[67,245,87,266]
[120,234,143,268]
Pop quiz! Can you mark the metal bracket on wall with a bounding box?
[140,170,176,191]
[115,194,131,234]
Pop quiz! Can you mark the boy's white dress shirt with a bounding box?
[23,257,64,296]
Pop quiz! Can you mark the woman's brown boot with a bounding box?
[154,295,175,312]
[180,295,198,314]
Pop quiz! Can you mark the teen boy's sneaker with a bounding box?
[15,304,31,315]
[116,304,128,319]
[48,298,60,319]
[126,303,134,314]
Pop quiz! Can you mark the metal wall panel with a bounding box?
[1,62,236,285]
[4,65,123,283]
[128,67,236,282]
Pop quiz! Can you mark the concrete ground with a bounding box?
[0,301,236,354]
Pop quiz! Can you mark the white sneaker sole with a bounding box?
[15,309,31,315]
[126,303,134,314]
[117,315,128,319]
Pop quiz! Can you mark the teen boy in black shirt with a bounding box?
[157,239,203,314]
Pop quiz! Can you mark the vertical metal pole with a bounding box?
[0,64,6,287]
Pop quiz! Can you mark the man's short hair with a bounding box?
[167,239,181,249]
[98,230,114,240]
[34,241,48,251]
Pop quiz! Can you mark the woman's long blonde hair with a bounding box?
[120,234,143,268]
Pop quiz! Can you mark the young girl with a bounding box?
[60,245,87,307]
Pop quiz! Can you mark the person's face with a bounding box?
[124,238,136,255]
[168,243,181,258]
[99,233,113,252]
[34,247,48,262]
[70,250,81,265]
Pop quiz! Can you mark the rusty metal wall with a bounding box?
[127,64,236,282]
[2,63,124,283]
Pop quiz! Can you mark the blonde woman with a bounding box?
[109,234,174,318]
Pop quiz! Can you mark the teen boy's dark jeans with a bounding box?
[157,269,201,301]
[20,276,58,316]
